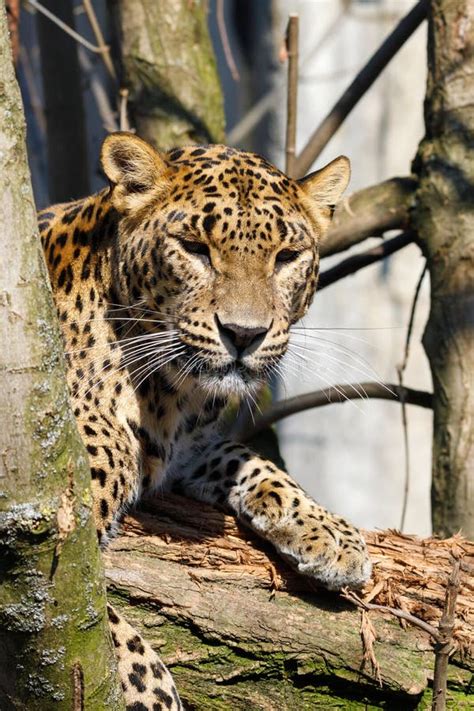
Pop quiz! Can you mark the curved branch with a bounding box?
[239,383,432,440]
[321,176,418,258]
[318,230,417,290]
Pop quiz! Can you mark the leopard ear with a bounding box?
[101,132,169,213]
[298,156,351,208]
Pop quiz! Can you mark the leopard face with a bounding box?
[102,133,350,397]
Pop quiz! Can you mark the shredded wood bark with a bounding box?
[113,494,473,658]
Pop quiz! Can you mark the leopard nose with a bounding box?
[215,315,269,355]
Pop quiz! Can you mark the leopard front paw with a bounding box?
[272,511,372,591]
[237,466,371,591]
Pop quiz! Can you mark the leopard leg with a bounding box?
[75,412,140,542]
[174,439,371,590]
[108,605,183,711]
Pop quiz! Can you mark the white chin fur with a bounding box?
[198,370,260,398]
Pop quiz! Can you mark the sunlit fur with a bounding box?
[102,135,349,398]
[38,135,372,711]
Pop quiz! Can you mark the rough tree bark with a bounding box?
[36,0,90,202]
[0,8,123,709]
[104,496,474,710]
[109,0,225,148]
[413,0,474,537]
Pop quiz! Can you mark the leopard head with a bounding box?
[101,133,350,396]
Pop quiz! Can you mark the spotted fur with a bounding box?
[39,133,371,709]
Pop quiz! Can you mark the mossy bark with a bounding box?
[0,8,124,709]
[109,0,225,148]
[413,0,474,537]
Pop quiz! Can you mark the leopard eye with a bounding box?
[181,240,211,264]
[275,249,301,265]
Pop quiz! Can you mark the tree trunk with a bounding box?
[104,495,474,710]
[109,0,225,148]
[413,0,474,537]
[36,0,90,202]
[0,8,123,709]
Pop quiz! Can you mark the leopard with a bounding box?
[38,132,371,710]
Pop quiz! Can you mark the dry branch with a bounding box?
[397,264,428,531]
[237,382,432,440]
[321,176,417,258]
[28,0,108,54]
[216,0,240,82]
[294,0,428,176]
[284,14,299,177]
[318,230,416,290]
[82,0,116,79]
[432,559,462,710]
[104,495,473,709]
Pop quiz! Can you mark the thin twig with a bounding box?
[285,15,299,177]
[397,264,428,531]
[19,45,47,135]
[78,48,118,133]
[26,0,111,55]
[216,0,240,82]
[82,0,117,80]
[318,231,415,291]
[342,589,441,642]
[119,88,130,132]
[227,90,276,146]
[226,5,348,147]
[397,378,410,532]
[432,558,462,711]
[294,0,428,176]
[238,382,433,440]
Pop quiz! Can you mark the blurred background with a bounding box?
[15,0,432,535]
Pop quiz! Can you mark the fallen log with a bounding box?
[104,494,473,709]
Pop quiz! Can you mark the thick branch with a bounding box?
[109,0,225,148]
[238,382,433,440]
[104,496,473,709]
[318,230,416,290]
[294,1,428,176]
[321,176,418,258]
[413,0,474,538]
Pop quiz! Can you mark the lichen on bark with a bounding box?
[0,6,124,708]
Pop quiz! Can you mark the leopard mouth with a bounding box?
[174,344,266,394]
